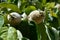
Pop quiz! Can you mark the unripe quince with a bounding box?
[7,12,21,26]
[28,10,45,24]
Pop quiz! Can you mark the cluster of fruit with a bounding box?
[7,10,45,26]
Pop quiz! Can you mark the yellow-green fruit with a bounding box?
[7,12,21,26]
[28,10,45,24]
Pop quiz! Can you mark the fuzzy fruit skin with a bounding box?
[28,10,45,24]
[7,12,21,26]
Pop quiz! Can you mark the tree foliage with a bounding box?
[0,0,60,40]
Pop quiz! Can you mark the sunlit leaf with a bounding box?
[50,11,57,18]
[17,30,23,40]
[24,6,36,15]
[45,2,55,9]
[0,2,20,13]
[7,27,17,40]
[0,26,8,40]
[7,0,14,3]
[42,0,46,4]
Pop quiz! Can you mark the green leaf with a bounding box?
[44,9,49,23]
[42,0,46,4]
[45,2,55,9]
[0,26,23,40]
[51,27,59,40]
[58,0,60,3]
[0,26,8,40]
[57,10,60,26]
[0,2,20,13]
[24,6,36,15]
[7,0,14,3]
[7,27,17,40]
[36,23,49,40]
[17,30,23,40]
[0,37,3,40]
[14,0,19,5]
[3,14,9,25]
[0,15,4,27]
[49,17,59,29]
[47,27,59,40]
